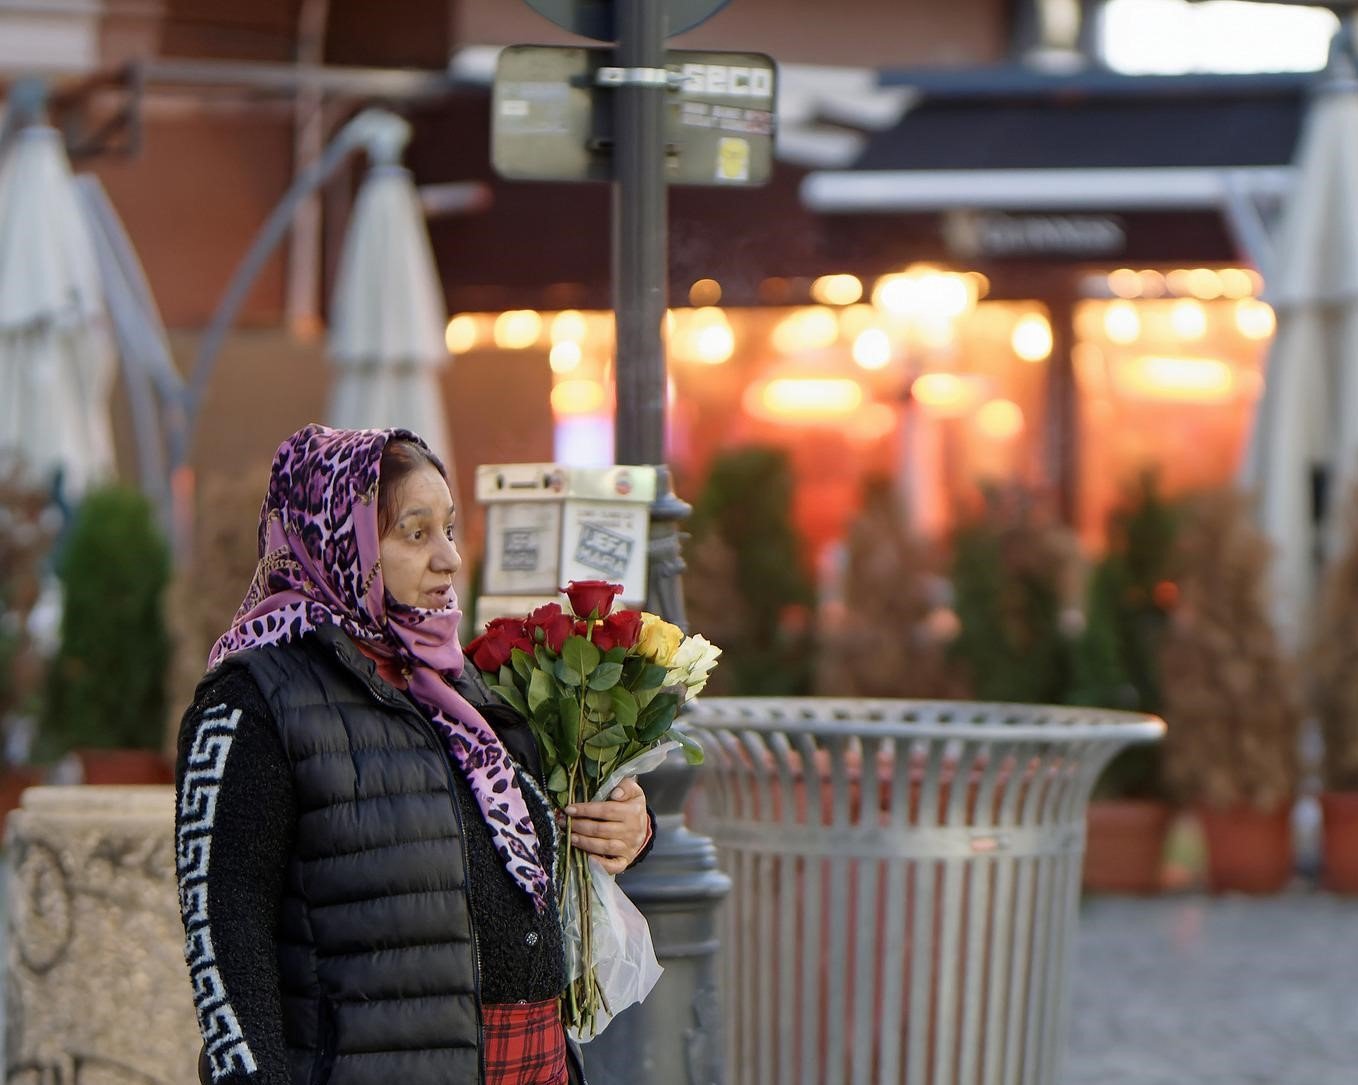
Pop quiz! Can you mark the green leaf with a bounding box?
[636,663,669,690]
[604,646,628,664]
[673,728,706,765]
[587,661,624,691]
[584,689,614,717]
[561,636,600,682]
[530,720,559,768]
[534,644,556,670]
[609,686,638,730]
[636,692,681,743]
[548,764,569,794]
[489,683,529,719]
[589,722,629,749]
[633,685,661,711]
[496,664,514,689]
[558,697,581,766]
[510,648,534,680]
[527,667,556,715]
[554,658,581,687]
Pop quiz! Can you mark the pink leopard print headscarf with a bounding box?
[209,423,549,910]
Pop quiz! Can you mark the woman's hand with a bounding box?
[562,778,650,875]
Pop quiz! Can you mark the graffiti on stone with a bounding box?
[5,790,199,1085]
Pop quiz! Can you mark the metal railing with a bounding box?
[686,698,1164,1085]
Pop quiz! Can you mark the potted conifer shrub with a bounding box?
[1158,489,1300,893]
[1067,474,1178,894]
[38,486,173,784]
[685,446,815,696]
[1309,491,1358,893]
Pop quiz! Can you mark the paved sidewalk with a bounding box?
[1065,893,1358,1085]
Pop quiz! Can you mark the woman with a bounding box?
[175,425,652,1085]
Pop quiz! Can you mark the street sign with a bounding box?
[491,45,776,186]
[523,0,731,42]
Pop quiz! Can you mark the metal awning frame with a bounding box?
[800,164,1292,273]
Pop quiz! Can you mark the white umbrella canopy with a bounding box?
[1242,51,1358,649]
[326,161,451,464]
[0,125,116,499]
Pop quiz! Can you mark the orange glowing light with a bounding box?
[689,278,722,306]
[745,377,864,420]
[494,309,542,349]
[1108,268,1141,299]
[974,398,1025,440]
[911,372,980,418]
[550,309,588,344]
[811,274,863,306]
[1234,299,1276,341]
[852,327,892,370]
[1115,356,1235,403]
[1011,313,1053,362]
[549,340,583,374]
[445,314,478,354]
[771,306,840,352]
[1103,301,1141,345]
[550,379,606,415]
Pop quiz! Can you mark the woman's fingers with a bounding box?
[562,778,649,866]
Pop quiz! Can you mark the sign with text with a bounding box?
[492,45,776,186]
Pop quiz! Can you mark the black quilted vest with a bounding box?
[233,626,485,1085]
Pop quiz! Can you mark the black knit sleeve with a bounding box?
[175,667,295,1085]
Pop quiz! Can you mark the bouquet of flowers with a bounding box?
[465,579,721,1038]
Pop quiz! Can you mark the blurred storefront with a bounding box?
[0,3,1312,573]
[407,68,1304,563]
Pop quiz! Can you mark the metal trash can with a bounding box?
[686,698,1164,1085]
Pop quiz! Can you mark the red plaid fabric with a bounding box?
[483,999,569,1085]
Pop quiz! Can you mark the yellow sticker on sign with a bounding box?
[716,137,751,183]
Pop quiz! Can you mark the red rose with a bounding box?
[591,609,642,652]
[466,616,530,672]
[562,580,623,620]
[525,602,575,653]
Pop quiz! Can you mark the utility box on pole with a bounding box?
[474,462,657,626]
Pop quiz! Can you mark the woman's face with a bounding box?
[378,463,462,609]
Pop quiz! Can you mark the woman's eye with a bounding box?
[409,529,423,542]
[444,526,456,540]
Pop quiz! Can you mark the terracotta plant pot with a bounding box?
[0,767,41,837]
[76,748,174,786]
[1196,803,1294,894]
[1320,791,1358,894]
[1082,799,1173,895]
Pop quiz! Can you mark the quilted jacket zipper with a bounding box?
[330,643,488,1084]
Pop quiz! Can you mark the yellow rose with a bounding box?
[636,611,684,667]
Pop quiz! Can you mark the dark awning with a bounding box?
[802,69,1311,270]
[857,75,1305,173]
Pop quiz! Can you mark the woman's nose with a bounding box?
[434,535,462,575]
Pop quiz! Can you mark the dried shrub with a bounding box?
[164,463,272,725]
[815,476,965,699]
[1159,489,1300,811]
[0,467,60,756]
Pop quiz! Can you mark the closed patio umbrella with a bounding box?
[1241,30,1358,649]
[326,114,451,465]
[0,125,116,499]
